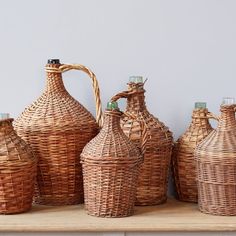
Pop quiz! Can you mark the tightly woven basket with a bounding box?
[172,105,214,202]
[195,104,236,216]
[111,80,173,206]
[14,59,103,205]
[81,105,148,217]
[0,118,37,214]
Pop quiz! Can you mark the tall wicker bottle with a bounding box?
[172,102,214,203]
[0,114,37,214]
[14,59,103,205]
[81,101,147,217]
[111,77,173,206]
[195,98,236,215]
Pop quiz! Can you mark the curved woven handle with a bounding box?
[46,64,103,127]
[206,112,219,121]
[122,112,149,157]
[111,90,134,102]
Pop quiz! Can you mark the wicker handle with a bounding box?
[206,112,219,121]
[46,64,103,128]
[122,112,149,157]
[111,90,134,102]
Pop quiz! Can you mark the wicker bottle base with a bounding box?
[0,166,36,214]
[83,164,139,217]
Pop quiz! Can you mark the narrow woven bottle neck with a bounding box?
[218,105,236,131]
[191,109,211,127]
[45,64,66,93]
[126,83,147,112]
[102,110,122,131]
[0,119,14,133]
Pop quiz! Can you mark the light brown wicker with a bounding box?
[172,103,214,203]
[14,59,103,205]
[0,118,37,214]
[111,78,173,206]
[195,103,236,216]
[81,102,148,217]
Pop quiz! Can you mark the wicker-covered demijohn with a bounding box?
[111,77,173,206]
[14,59,103,205]
[81,101,147,217]
[195,99,236,216]
[172,102,214,203]
[0,114,37,214]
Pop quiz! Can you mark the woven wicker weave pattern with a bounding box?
[0,119,37,214]
[111,82,173,206]
[14,62,102,205]
[81,109,144,217]
[195,104,236,216]
[172,108,213,203]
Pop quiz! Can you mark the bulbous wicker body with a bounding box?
[0,119,37,214]
[172,108,213,202]
[81,110,143,217]
[195,105,236,216]
[112,82,173,206]
[14,62,102,205]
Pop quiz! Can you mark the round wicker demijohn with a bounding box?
[172,102,214,203]
[14,59,103,205]
[0,114,37,214]
[111,77,173,206]
[81,101,147,218]
[195,98,236,216]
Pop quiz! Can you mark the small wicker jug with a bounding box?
[0,114,37,214]
[81,101,147,217]
[195,98,236,216]
[172,102,214,203]
[14,59,103,205]
[111,77,173,206]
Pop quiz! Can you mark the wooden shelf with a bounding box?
[0,198,236,232]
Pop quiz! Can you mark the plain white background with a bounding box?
[0,0,236,196]
[1,0,236,138]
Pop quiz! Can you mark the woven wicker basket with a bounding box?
[172,103,214,203]
[81,102,148,217]
[0,117,37,214]
[111,78,173,206]
[195,103,236,216]
[14,59,103,205]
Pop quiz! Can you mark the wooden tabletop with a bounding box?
[1,198,236,232]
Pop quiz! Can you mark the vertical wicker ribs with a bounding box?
[81,103,145,217]
[172,104,213,202]
[195,104,236,216]
[111,79,173,206]
[0,118,37,214]
[14,59,102,205]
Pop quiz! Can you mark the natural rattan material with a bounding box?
[195,104,236,216]
[14,62,102,205]
[81,109,147,218]
[111,82,173,206]
[0,119,37,214]
[172,108,213,203]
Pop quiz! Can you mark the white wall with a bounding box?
[0,0,235,197]
[1,0,236,137]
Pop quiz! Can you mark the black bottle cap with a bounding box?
[47,59,60,64]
